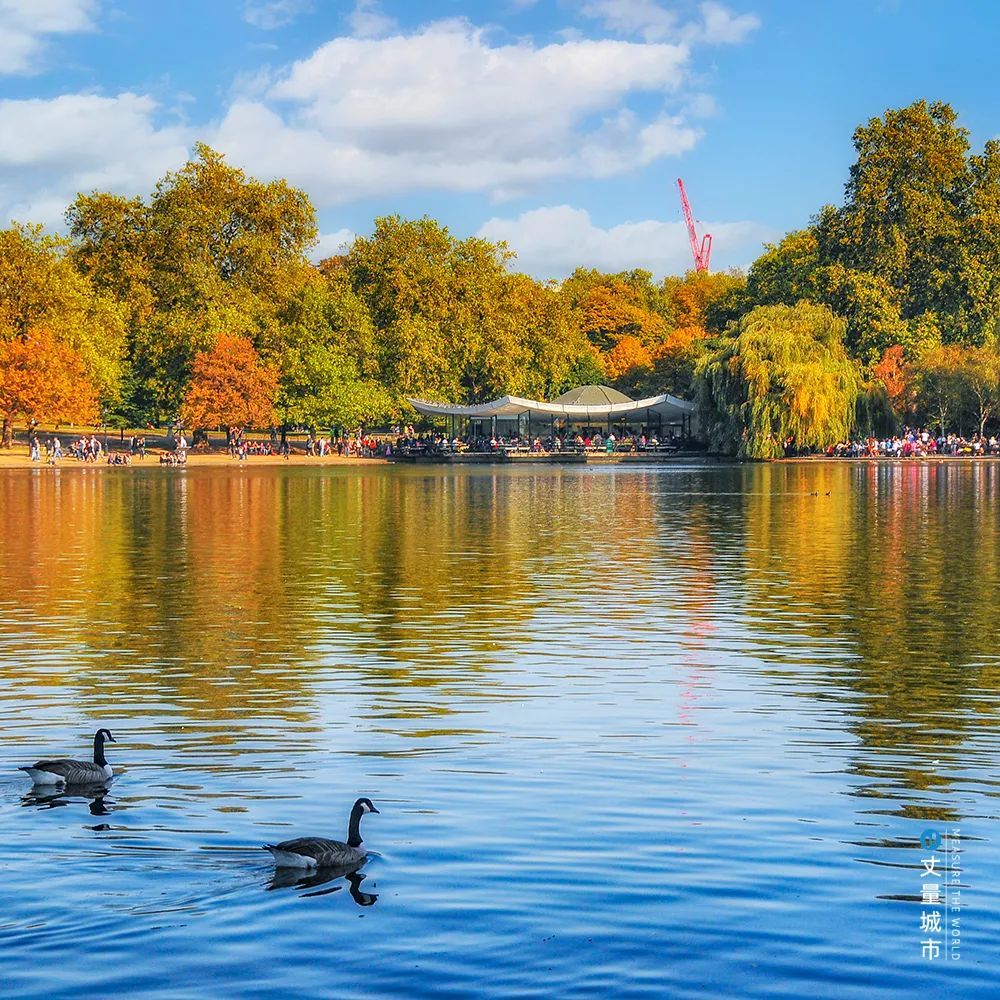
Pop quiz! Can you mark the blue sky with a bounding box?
[1,0,996,279]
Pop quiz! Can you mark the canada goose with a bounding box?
[19,728,117,785]
[263,797,380,868]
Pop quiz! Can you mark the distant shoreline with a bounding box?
[775,454,1000,463]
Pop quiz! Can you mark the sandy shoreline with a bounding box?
[0,450,386,469]
[2,447,999,470]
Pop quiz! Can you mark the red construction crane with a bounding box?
[676,178,712,272]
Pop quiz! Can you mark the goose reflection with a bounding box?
[266,863,378,905]
[22,783,114,821]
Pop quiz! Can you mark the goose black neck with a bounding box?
[93,731,108,767]
[348,803,364,848]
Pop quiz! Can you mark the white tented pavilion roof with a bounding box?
[405,385,695,422]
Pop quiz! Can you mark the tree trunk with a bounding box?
[1,415,12,449]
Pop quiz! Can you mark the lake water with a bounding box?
[0,462,997,998]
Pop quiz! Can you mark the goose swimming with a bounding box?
[19,728,117,785]
[263,797,379,869]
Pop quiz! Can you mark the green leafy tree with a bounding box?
[347,215,593,405]
[69,144,318,421]
[278,344,393,431]
[960,345,1000,435]
[817,101,997,344]
[560,349,606,395]
[696,302,862,458]
[745,229,820,308]
[273,275,391,432]
[911,344,969,433]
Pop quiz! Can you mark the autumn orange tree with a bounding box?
[603,335,653,382]
[579,282,665,350]
[663,269,745,332]
[181,334,278,432]
[872,345,914,416]
[0,329,99,445]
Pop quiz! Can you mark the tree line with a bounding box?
[2,101,1000,456]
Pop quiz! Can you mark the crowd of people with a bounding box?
[226,428,278,460]
[24,427,397,464]
[27,434,62,463]
[219,427,390,460]
[826,430,1000,458]
[394,428,682,456]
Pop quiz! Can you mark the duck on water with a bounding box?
[19,728,117,785]
[264,797,379,869]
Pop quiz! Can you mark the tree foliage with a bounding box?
[0,329,99,444]
[69,144,317,420]
[959,345,1000,434]
[603,335,653,383]
[181,334,278,430]
[738,100,1000,373]
[696,303,862,458]
[346,215,592,404]
[872,345,913,416]
[0,223,126,400]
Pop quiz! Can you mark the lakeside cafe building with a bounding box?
[405,384,697,444]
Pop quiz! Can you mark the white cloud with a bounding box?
[0,0,95,74]
[310,228,356,262]
[346,0,395,39]
[0,9,761,240]
[581,0,677,41]
[581,1,759,45]
[213,21,697,204]
[697,2,760,44]
[243,0,312,31]
[476,205,771,280]
[0,93,190,229]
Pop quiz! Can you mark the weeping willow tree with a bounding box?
[695,302,863,458]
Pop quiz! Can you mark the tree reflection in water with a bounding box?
[1,462,996,906]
